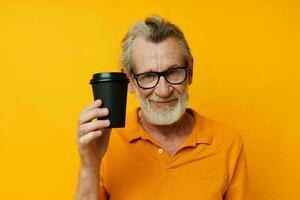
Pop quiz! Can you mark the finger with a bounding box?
[78,130,102,146]
[80,99,102,115]
[78,107,109,125]
[78,120,110,136]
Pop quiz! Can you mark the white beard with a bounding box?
[136,89,189,125]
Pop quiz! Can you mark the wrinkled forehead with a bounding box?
[131,36,185,74]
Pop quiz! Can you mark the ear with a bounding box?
[188,58,193,85]
[128,80,135,93]
[121,67,136,94]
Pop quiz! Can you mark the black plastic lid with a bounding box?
[90,72,129,84]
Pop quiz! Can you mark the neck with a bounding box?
[138,108,194,139]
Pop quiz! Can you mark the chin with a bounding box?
[137,89,189,125]
[143,104,186,125]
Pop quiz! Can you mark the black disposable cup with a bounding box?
[90,72,129,128]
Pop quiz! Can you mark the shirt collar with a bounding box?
[124,107,213,146]
[184,108,213,146]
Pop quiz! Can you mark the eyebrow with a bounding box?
[138,64,183,74]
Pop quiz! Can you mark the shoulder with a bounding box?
[189,108,244,151]
[210,118,244,147]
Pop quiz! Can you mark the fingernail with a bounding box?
[95,99,101,105]
[104,108,109,114]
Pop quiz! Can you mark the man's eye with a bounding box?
[166,69,177,75]
[140,73,157,80]
[166,68,182,76]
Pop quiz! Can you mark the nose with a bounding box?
[154,76,173,98]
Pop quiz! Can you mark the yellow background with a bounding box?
[0,0,299,199]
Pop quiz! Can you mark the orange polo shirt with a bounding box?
[99,108,248,200]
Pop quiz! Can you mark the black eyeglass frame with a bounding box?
[133,66,189,89]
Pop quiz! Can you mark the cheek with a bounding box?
[137,88,153,99]
[173,85,188,95]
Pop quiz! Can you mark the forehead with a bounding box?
[131,36,185,73]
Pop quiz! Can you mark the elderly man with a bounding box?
[76,16,248,200]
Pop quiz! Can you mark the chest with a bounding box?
[155,135,189,156]
[104,141,227,200]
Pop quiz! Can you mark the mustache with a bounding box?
[148,91,181,102]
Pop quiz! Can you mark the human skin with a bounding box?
[75,99,111,200]
[75,36,194,199]
[128,36,194,155]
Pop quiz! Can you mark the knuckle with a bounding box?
[95,109,101,116]
[92,108,99,116]
[78,117,84,125]
[78,137,87,146]
[79,109,85,115]
[78,125,85,134]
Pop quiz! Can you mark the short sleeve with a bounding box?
[224,143,249,200]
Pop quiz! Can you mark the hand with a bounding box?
[77,99,112,169]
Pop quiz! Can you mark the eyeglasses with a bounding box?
[133,66,188,89]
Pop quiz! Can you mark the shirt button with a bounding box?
[158,148,164,154]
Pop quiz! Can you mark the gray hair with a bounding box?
[121,15,193,75]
